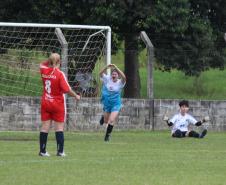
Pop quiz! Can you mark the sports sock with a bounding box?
[39,132,48,153]
[99,115,104,125]
[105,124,114,138]
[55,131,64,153]
[188,130,200,138]
[199,129,207,138]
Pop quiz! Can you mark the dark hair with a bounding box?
[179,100,189,107]
[111,69,118,74]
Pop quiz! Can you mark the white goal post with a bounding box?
[0,22,111,98]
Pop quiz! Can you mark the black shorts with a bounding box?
[172,130,187,138]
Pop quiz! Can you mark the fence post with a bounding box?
[140,31,155,130]
[55,28,69,130]
[55,28,68,77]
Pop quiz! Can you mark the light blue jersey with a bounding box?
[100,74,125,113]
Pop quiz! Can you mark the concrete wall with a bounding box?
[0,97,226,131]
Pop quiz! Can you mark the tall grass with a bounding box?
[153,69,226,100]
[112,49,226,100]
[1,48,226,99]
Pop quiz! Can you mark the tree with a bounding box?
[88,0,154,98]
[0,0,36,22]
[2,0,225,96]
[147,0,190,70]
[175,17,216,76]
[189,0,226,31]
[148,0,225,77]
[0,0,101,89]
[189,0,226,70]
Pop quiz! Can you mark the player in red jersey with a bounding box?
[39,53,80,157]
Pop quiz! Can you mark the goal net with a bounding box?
[0,23,111,100]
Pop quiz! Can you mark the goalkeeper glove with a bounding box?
[163,115,169,122]
[202,116,210,123]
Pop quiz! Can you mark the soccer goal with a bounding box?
[0,22,111,99]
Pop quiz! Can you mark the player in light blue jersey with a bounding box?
[99,64,126,141]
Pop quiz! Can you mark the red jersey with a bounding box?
[40,61,70,101]
[40,61,70,122]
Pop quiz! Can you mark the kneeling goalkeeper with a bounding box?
[164,100,208,138]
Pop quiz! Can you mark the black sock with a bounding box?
[55,131,64,153]
[99,115,104,125]
[39,132,48,153]
[105,124,114,137]
[188,130,200,138]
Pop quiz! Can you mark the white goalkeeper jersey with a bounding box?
[169,113,197,133]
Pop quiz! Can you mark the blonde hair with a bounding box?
[48,53,60,66]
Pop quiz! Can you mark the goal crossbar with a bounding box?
[0,22,112,98]
[0,22,111,65]
[0,22,111,30]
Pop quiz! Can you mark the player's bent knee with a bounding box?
[172,129,182,138]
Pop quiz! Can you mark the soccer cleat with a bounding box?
[57,152,66,157]
[99,115,104,125]
[200,129,207,138]
[104,134,110,142]
[39,151,50,157]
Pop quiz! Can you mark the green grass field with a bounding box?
[0,131,226,185]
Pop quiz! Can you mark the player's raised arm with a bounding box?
[99,65,110,77]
